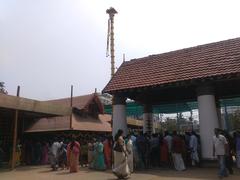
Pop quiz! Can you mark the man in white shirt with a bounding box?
[51,138,61,170]
[164,131,173,167]
[189,131,199,166]
[213,128,228,178]
[164,131,172,153]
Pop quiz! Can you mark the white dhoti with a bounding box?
[172,153,186,171]
[191,151,199,165]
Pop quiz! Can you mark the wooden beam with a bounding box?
[11,86,20,169]
[0,94,71,116]
[70,85,73,129]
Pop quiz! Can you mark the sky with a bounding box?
[1,0,240,100]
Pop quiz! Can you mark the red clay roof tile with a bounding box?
[45,93,104,114]
[25,94,109,132]
[103,37,240,93]
[25,114,112,132]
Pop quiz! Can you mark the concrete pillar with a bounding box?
[143,104,153,134]
[112,96,127,136]
[197,86,220,160]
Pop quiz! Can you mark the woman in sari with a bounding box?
[93,138,106,170]
[80,142,88,167]
[88,139,94,168]
[126,135,133,173]
[67,138,80,173]
[41,142,49,165]
[113,129,130,179]
[103,136,112,169]
[160,136,169,166]
[15,140,22,166]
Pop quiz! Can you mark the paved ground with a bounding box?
[0,166,240,180]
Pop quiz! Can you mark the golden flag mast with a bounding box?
[106,7,117,129]
[106,7,117,78]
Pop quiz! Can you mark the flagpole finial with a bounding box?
[106,7,118,15]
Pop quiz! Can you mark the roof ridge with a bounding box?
[127,37,240,63]
[45,93,95,102]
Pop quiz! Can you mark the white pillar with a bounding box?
[197,86,220,160]
[143,104,153,134]
[112,96,127,136]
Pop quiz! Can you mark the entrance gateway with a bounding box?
[102,37,240,160]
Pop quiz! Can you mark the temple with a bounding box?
[24,94,111,133]
[103,37,240,160]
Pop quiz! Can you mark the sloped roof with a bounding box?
[24,94,109,133]
[72,114,111,132]
[103,37,240,93]
[24,116,71,132]
[25,113,112,133]
[0,93,71,116]
[46,93,103,113]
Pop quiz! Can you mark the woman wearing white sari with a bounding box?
[126,135,133,173]
[113,129,130,179]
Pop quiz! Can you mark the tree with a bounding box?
[0,82,8,94]
[161,117,177,132]
[229,109,240,130]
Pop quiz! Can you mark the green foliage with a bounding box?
[160,117,177,132]
[229,109,240,130]
[0,82,7,94]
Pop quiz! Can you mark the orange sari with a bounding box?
[67,141,80,172]
[103,139,112,169]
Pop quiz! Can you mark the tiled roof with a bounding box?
[46,93,103,113]
[24,116,71,132]
[24,94,109,133]
[25,113,112,133]
[103,37,240,93]
[72,114,111,132]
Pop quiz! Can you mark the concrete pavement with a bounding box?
[0,166,240,180]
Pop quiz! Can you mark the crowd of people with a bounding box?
[112,129,201,178]
[112,128,240,179]
[1,129,240,179]
[213,128,240,178]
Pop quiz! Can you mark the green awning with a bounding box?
[104,97,240,116]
